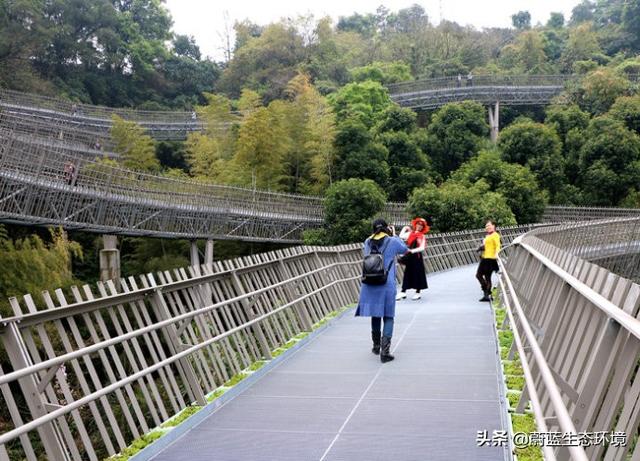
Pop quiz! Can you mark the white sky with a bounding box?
[165,0,582,61]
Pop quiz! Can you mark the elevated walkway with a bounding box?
[147,266,511,461]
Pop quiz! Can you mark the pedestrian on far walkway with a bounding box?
[356,218,408,363]
[63,162,76,185]
[467,72,474,87]
[457,74,462,87]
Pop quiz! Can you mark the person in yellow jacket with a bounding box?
[476,220,501,302]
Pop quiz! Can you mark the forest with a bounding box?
[1,0,640,305]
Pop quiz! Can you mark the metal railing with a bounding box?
[498,217,640,460]
[0,128,329,242]
[387,74,572,95]
[544,205,640,223]
[0,244,364,460]
[388,74,640,110]
[387,73,640,95]
[0,88,199,124]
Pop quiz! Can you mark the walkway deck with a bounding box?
[149,266,511,461]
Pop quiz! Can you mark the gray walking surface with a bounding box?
[151,265,511,461]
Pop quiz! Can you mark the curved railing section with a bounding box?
[544,205,640,223]
[0,88,205,141]
[388,74,568,110]
[0,129,326,242]
[388,74,639,110]
[498,217,640,460]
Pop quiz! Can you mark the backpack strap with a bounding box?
[378,238,394,273]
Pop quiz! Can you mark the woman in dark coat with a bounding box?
[355,218,408,363]
[397,217,429,300]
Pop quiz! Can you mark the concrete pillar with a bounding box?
[489,101,500,143]
[205,239,214,269]
[190,240,200,268]
[99,235,120,283]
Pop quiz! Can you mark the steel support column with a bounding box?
[99,235,120,284]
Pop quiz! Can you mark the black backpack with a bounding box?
[362,237,393,285]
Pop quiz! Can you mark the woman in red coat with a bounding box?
[397,217,429,300]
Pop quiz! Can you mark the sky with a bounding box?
[164,0,583,61]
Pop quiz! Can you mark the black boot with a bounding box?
[380,336,395,363]
[371,331,381,355]
[479,289,491,302]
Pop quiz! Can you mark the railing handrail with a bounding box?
[498,254,588,461]
[387,73,640,94]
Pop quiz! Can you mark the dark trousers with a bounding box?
[476,258,498,295]
[371,316,394,337]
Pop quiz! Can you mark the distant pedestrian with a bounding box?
[63,162,76,185]
[93,139,102,151]
[457,74,462,87]
[191,111,197,120]
[71,103,78,117]
[356,218,408,363]
[476,220,501,302]
[467,72,474,87]
[397,217,430,300]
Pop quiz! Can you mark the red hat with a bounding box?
[411,217,429,234]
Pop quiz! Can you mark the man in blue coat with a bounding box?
[355,218,408,363]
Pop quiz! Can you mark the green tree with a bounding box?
[329,80,393,128]
[349,61,412,84]
[378,131,432,201]
[545,105,590,143]
[184,133,229,182]
[110,115,160,172]
[0,227,82,316]
[218,21,306,100]
[575,68,630,115]
[334,119,390,187]
[622,0,640,49]
[504,30,549,73]
[560,23,601,72]
[337,12,377,37]
[511,11,531,30]
[233,102,288,190]
[578,116,640,205]
[570,1,594,25]
[547,12,565,28]
[322,179,387,244]
[498,120,564,196]
[451,150,547,223]
[609,95,640,134]
[173,34,201,60]
[278,73,337,194]
[425,101,489,177]
[122,237,189,275]
[545,105,590,185]
[408,181,516,233]
[0,0,50,90]
[375,105,418,134]
[616,57,640,77]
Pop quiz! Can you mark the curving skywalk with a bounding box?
[0,132,327,242]
[0,75,604,142]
